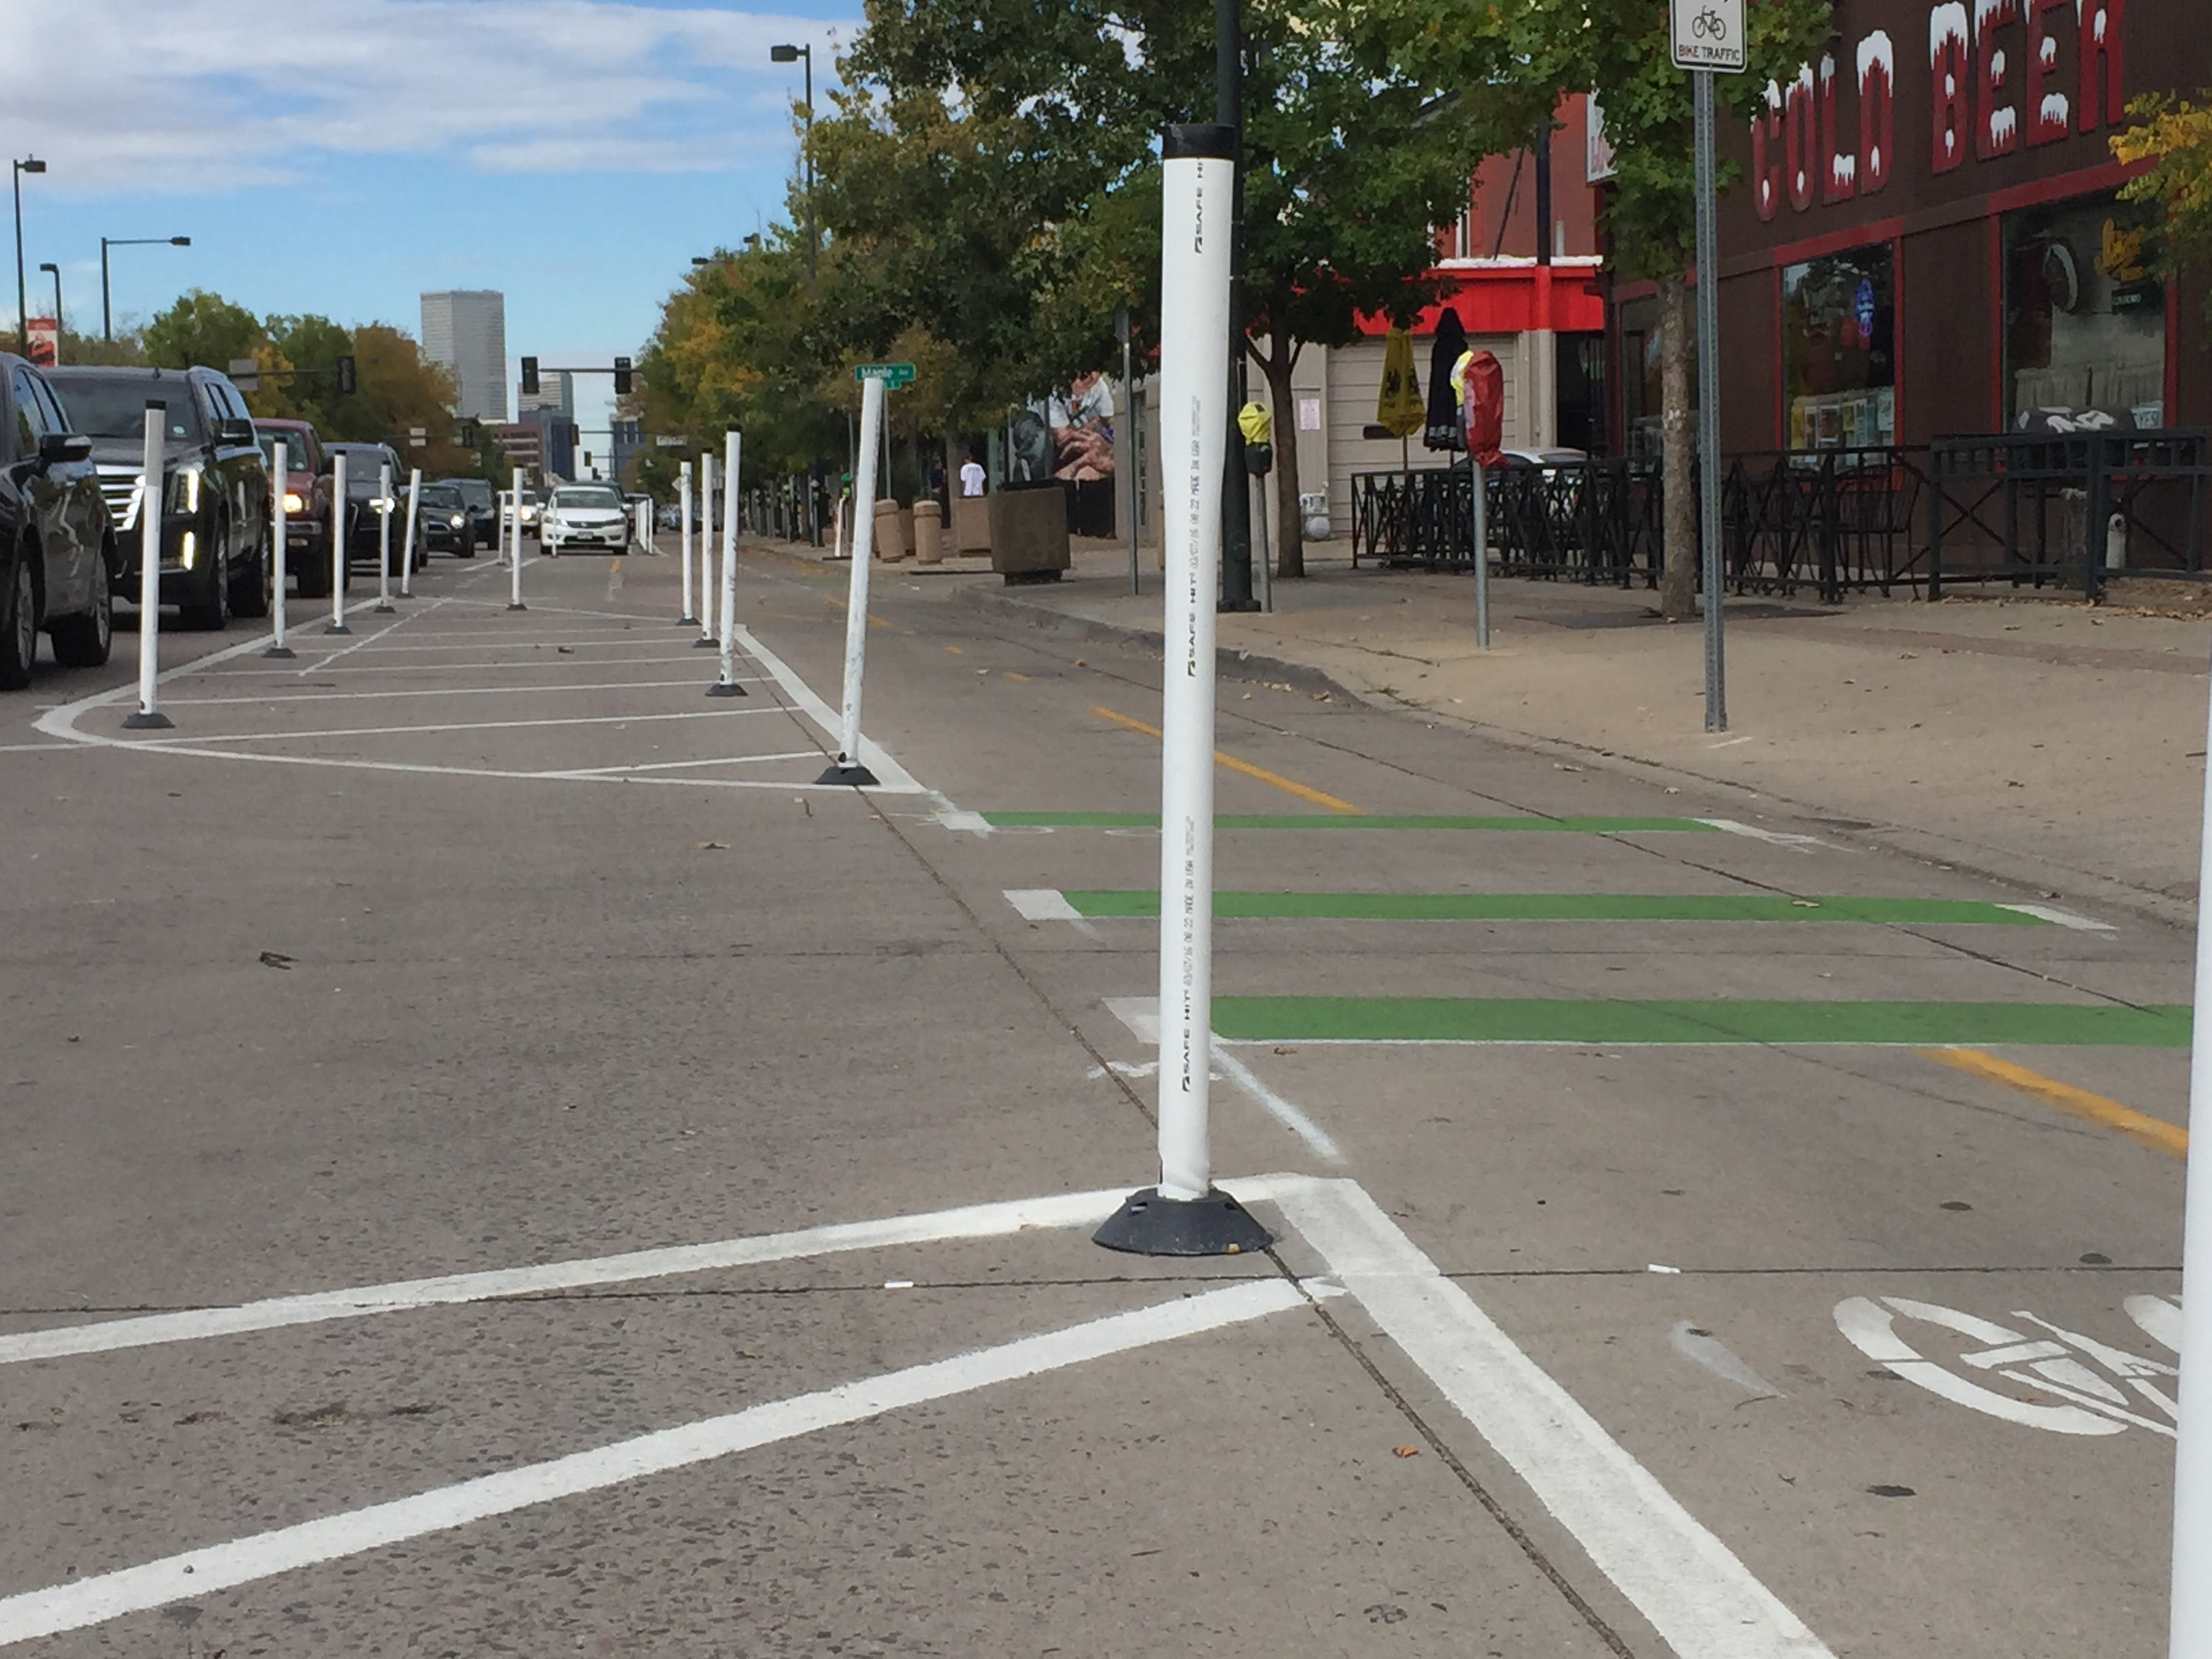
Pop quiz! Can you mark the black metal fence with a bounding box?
[1352,433,2212,602]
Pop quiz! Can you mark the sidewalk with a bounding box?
[947,538,2212,926]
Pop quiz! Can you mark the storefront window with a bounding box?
[1782,243,1896,453]
[2003,192,2166,428]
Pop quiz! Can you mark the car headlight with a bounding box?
[283,491,306,514]
[449,513,466,527]
[167,468,202,514]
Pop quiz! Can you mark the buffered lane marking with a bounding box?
[0,1280,1315,1648]
[1089,705,1363,813]
[983,811,1720,832]
[1100,998,1343,1164]
[1029,888,2052,926]
[1275,1180,1835,1659]
[541,750,824,779]
[131,705,777,747]
[2000,903,2115,933]
[1922,1047,2186,1156]
[1697,818,1830,848]
[160,680,728,708]
[1006,888,1083,922]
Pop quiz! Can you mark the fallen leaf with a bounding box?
[697,840,729,850]
[258,951,294,970]
[1392,1445,1420,1458]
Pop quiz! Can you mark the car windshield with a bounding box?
[419,486,462,508]
[256,430,310,468]
[329,450,390,494]
[49,377,203,443]
[552,487,621,510]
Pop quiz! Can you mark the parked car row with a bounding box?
[0,350,512,691]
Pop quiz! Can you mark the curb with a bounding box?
[960,584,1357,702]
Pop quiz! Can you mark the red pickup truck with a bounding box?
[252,417,344,596]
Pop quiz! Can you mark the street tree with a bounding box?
[1474,0,1830,617]
[144,289,264,375]
[2114,89,2212,302]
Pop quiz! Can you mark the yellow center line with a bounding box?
[1090,704,1361,813]
[1923,1047,2186,1158]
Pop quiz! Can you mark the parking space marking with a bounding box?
[159,680,720,708]
[1923,1048,2186,1156]
[209,652,712,677]
[1090,704,1363,813]
[130,706,777,748]
[0,1174,1830,1657]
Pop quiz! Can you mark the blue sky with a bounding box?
[5,0,860,442]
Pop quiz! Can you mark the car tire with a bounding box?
[0,549,36,691]
[457,525,476,558]
[180,527,231,631]
[296,531,331,600]
[49,548,113,669]
[231,519,272,619]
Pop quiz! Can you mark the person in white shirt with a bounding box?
[959,458,986,497]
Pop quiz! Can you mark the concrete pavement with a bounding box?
[0,534,2190,1656]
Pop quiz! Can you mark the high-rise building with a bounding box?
[420,290,508,422]
[517,370,574,419]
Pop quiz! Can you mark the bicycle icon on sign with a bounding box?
[1691,5,1727,39]
[1835,1292,2179,1438]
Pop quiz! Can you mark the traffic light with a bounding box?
[521,356,540,396]
[335,354,356,396]
[613,355,632,395]
[568,423,581,447]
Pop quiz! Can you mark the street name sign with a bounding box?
[853,362,916,388]
[1670,0,1745,72]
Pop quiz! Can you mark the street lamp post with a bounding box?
[13,157,45,357]
[99,234,191,342]
[769,43,817,278]
[36,262,58,362]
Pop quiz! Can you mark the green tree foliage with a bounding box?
[2115,90,2212,302]
[142,289,264,373]
[1472,0,1830,615]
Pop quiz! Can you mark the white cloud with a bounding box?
[0,0,848,190]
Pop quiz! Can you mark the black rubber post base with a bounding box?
[121,709,175,731]
[676,614,697,627]
[692,634,718,649]
[373,602,396,614]
[323,623,352,635]
[814,759,879,787]
[1093,1187,1274,1256]
[1218,598,1262,614]
[506,602,527,612]
[705,681,749,699]
[262,644,296,659]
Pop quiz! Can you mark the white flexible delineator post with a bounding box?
[507,467,526,611]
[264,440,293,660]
[709,430,745,698]
[374,458,395,612]
[695,453,718,647]
[817,373,883,786]
[326,449,350,635]
[678,459,695,623]
[399,468,421,598]
[1091,124,1269,1258]
[2171,646,2212,1659]
[122,405,172,729]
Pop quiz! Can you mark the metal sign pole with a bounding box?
[817,373,885,787]
[122,405,173,729]
[264,440,293,659]
[1694,66,1727,732]
[1094,123,1269,1258]
[710,430,746,699]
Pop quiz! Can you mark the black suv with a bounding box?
[438,476,499,550]
[326,442,422,577]
[413,482,477,556]
[47,365,272,630]
[0,352,118,688]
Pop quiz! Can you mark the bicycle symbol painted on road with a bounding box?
[1835,1292,2178,1437]
[1691,5,1727,39]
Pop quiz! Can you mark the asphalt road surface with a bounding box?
[0,539,2186,1656]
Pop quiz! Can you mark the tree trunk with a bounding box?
[1256,319,1305,580]
[1657,270,1696,621]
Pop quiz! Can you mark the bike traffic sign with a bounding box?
[1670,0,1744,71]
[852,361,916,388]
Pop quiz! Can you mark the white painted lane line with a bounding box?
[131,707,779,747]
[1099,997,1343,1164]
[0,1180,1317,1366]
[32,627,292,740]
[542,750,823,779]
[1698,818,1830,849]
[0,1279,1309,1648]
[296,602,443,674]
[0,741,89,754]
[1279,1179,1835,1659]
[158,680,729,708]
[733,622,924,796]
[340,632,680,653]
[1006,888,1082,921]
[207,653,712,677]
[2001,903,2116,933]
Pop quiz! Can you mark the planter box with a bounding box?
[988,484,1069,582]
[951,495,992,554]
